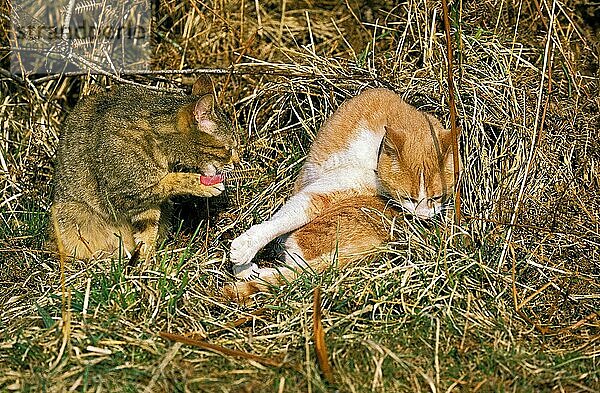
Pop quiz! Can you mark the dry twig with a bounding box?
[313,286,334,384]
[441,0,461,224]
[159,331,286,368]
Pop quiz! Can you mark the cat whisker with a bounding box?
[386,198,404,209]
[221,163,235,173]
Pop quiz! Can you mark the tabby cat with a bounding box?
[52,77,239,259]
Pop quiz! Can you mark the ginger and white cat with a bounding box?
[225,88,458,300]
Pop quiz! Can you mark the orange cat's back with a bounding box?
[295,88,444,191]
[305,89,400,154]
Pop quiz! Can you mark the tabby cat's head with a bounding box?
[174,77,239,176]
[376,116,459,219]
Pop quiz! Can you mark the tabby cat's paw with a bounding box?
[196,178,225,197]
[133,234,155,258]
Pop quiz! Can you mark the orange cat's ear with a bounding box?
[381,125,403,154]
[194,94,214,125]
[192,75,214,96]
[439,127,461,152]
[442,128,462,173]
[439,129,452,152]
[379,135,394,157]
[443,147,462,174]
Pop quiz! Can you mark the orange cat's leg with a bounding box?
[225,237,314,301]
[230,192,315,278]
[230,170,377,278]
[225,232,380,302]
[223,265,295,302]
[225,197,391,302]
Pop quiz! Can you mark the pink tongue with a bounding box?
[200,174,223,186]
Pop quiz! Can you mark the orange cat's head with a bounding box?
[376,116,459,219]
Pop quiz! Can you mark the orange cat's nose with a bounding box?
[413,199,437,220]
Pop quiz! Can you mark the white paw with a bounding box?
[230,226,264,267]
[232,264,281,281]
[255,267,280,279]
[232,262,260,280]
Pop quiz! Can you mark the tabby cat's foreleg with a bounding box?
[154,172,224,199]
[131,208,161,257]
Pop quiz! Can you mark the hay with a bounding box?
[1,0,599,391]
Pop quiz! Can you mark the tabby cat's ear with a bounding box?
[192,75,214,96]
[194,94,214,126]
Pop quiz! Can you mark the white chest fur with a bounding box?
[303,125,383,181]
[325,126,382,171]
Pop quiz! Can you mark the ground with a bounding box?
[1,1,599,392]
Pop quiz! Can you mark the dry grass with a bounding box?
[1,0,599,391]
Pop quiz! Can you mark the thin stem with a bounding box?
[441,0,461,225]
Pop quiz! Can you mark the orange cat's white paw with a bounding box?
[232,262,260,280]
[230,226,264,267]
